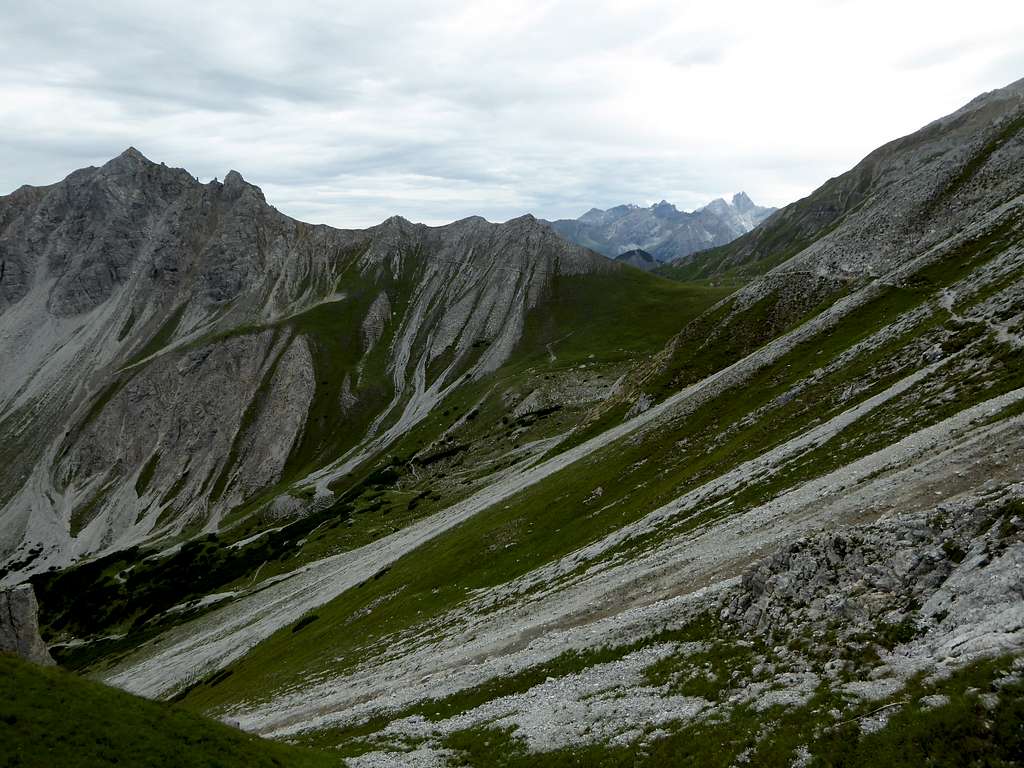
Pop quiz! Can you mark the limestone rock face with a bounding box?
[724,492,1024,669]
[0,584,54,665]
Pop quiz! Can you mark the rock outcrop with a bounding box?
[0,583,54,665]
[726,492,1024,669]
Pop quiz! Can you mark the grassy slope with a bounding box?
[512,268,729,368]
[0,655,336,768]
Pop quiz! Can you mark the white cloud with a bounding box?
[1,0,1022,226]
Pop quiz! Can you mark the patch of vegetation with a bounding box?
[514,269,729,368]
[125,303,187,366]
[813,656,1024,768]
[32,498,354,652]
[68,480,117,538]
[643,637,759,700]
[872,617,920,650]
[134,451,161,497]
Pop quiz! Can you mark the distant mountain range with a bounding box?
[546,192,776,263]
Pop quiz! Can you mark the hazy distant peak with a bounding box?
[732,191,755,212]
[547,191,777,262]
[700,197,730,214]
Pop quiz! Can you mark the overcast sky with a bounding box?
[2,1,1022,227]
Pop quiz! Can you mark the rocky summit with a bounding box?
[547,192,776,263]
[1,78,1023,768]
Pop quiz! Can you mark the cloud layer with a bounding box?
[2,0,1022,226]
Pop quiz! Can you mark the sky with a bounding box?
[2,1,1023,228]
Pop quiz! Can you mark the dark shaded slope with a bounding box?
[0,654,334,768]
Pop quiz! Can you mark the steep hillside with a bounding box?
[606,76,1024,426]
[664,79,1024,282]
[547,193,775,263]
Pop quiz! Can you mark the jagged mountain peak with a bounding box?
[579,207,606,222]
[449,214,490,226]
[220,168,267,203]
[731,191,755,211]
[502,212,546,231]
[700,197,729,213]
[99,146,185,181]
[95,149,269,204]
[371,214,419,236]
[105,146,151,167]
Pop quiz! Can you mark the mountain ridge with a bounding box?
[0,150,719,580]
[547,192,776,263]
